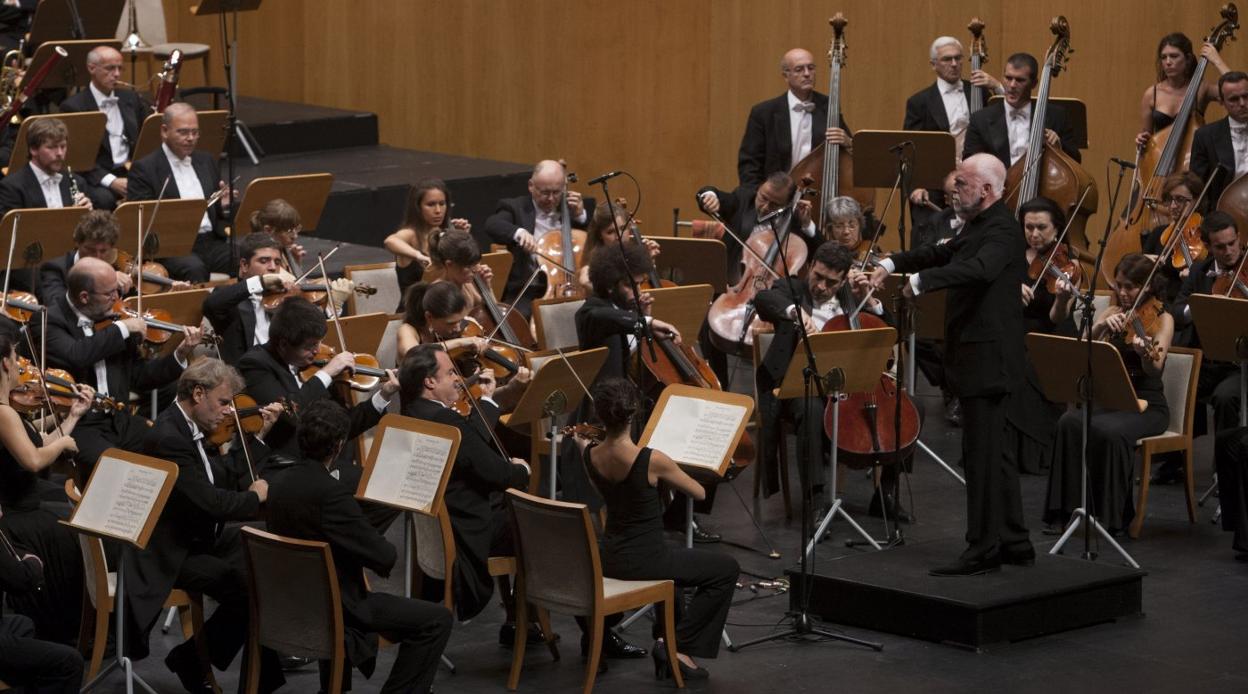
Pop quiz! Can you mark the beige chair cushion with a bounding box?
[346,263,401,316]
[534,299,585,351]
[602,577,668,600]
[1138,350,1195,443]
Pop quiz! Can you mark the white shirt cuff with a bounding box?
[114,322,130,340]
[908,274,923,296]
[574,209,587,225]
[880,258,897,274]
[246,275,264,295]
[481,396,498,408]
[802,220,816,238]
[313,370,333,388]
[370,390,391,413]
[101,173,116,188]
[513,228,529,242]
[786,305,799,320]
[1183,304,1191,322]
[174,351,188,369]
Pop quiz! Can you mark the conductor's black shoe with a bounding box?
[1001,546,1037,566]
[582,631,648,659]
[498,622,547,648]
[868,493,912,524]
[929,555,1001,577]
[164,643,214,694]
[691,521,721,544]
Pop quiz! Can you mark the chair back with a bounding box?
[1159,347,1201,436]
[531,297,586,351]
[64,480,111,609]
[1072,291,1112,334]
[506,489,599,616]
[241,527,344,660]
[345,262,400,315]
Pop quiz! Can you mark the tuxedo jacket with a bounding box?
[1171,255,1223,349]
[481,195,595,305]
[202,280,259,364]
[127,147,227,235]
[738,91,853,187]
[962,101,1080,169]
[574,295,644,386]
[1190,117,1236,206]
[886,199,1026,398]
[236,344,385,464]
[265,459,397,673]
[914,207,962,249]
[903,80,985,134]
[694,184,757,286]
[37,250,74,307]
[404,397,528,621]
[59,87,147,183]
[0,163,112,217]
[123,406,265,655]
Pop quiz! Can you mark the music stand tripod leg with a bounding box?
[82,559,159,694]
[805,394,882,558]
[906,329,965,486]
[679,495,734,648]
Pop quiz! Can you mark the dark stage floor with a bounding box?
[100,371,1248,694]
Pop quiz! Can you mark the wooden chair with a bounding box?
[531,296,586,351]
[505,490,683,693]
[751,332,792,518]
[1131,346,1202,538]
[344,262,400,316]
[64,481,216,690]
[241,527,345,694]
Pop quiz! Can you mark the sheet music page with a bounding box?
[646,395,747,471]
[363,429,453,513]
[71,457,169,544]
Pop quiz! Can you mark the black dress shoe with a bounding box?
[279,654,314,671]
[1001,546,1036,566]
[929,555,1001,577]
[652,642,710,681]
[498,622,548,648]
[868,492,912,524]
[582,630,648,659]
[164,644,214,694]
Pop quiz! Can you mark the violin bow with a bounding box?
[3,217,65,437]
[1225,241,1248,297]
[1029,185,1092,293]
[482,265,542,345]
[434,330,514,464]
[701,208,783,282]
[317,252,350,356]
[135,176,172,317]
[210,340,257,483]
[1135,172,1218,317]
[296,244,341,284]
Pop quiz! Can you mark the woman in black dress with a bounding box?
[384,178,472,309]
[580,378,738,680]
[1134,32,1228,151]
[0,328,95,642]
[1009,197,1077,474]
[1044,254,1174,533]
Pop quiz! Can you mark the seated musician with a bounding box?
[59,45,147,202]
[1135,34,1228,151]
[578,203,660,293]
[753,241,893,517]
[1170,211,1242,436]
[128,103,234,278]
[38,210,190,307]
[1141,171,1203,302]
[0,117,111,217]
[0,537,85,694]
[123,357,283,692]
[237,296,399,467]
[201,232,297,364]
[1009,197,1077,477]
[266,399,452,694]
[427,229,493,314]
[1214,426,1248,559]
[574,377,739,681]
[962,52,1080,168]
[1190,70,1248,205]
[0,326,94,644]
[482,160,593,317]
[737,47,854,188]
[248,198,306,276]
[1043,254,1174,535]
[384,178,471,307]
[36,257,202,473]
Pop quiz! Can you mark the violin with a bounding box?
[2,291,41,323]
[1028,241,1083,294]
[113,250,180,295]
[534,161,587,300]
[1212,250,1248,299]
[207,394,296,448]
[260,280,376,312]
[430,316,523,380]
[301,343,389,392]
[11,356,125,415]
[1107,294,1166,361]
[820,286,920,468]
[561,423,606,443]
[1159,211,1207,270]
[97,300,218,349]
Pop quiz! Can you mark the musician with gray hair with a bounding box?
[60,45,148,200]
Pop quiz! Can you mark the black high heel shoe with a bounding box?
[651,641,710,681]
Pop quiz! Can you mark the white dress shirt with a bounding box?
[294,362,394,414]
[512,198,587,243]
[176,402,215,484]
[1004,102,1032,166]
[67,294,131,398]
[1231,118,1248,178]
[787,90,815,168]
[162,143,212,234]
[878,258,923,296]
[31,163,63,209]
[244,275,272,345]
[90,82,129,177]
[938,78,970,158]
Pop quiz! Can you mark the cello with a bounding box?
[1105,5,1239,280]
[534,161,587,300]
[1002,16,1098,254]
[789,13,873,226]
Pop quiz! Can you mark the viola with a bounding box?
[11,356,125,415]
[534,161,587,300]
[820,287,920,468]
[301,343,389,392]
[114,250,180,295]
[1159,211,1207,270]
[1028,242,1083,294]
[207,394,296,448]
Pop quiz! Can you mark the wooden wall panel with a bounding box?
[162,0,1238,246]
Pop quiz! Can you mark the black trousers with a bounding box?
[960,393,1029,560]
[757,389,825,498]
[0,614,83,694]
[159,254,209,284]
[320,593,452,694]
[602,547,738,659]
[1198,362,1243,435]
[1216,426,1248,553]
[72,411,152,478]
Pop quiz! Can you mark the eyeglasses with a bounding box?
[935,55,964,64]
[1164,195,1193,207]
[91,287,120,298]
[786,64,816,74]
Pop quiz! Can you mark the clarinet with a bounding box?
[66,165,82,206]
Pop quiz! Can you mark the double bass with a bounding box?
[534,162,587,300]
[789,14,873,225]
[1105,5,1239,279]
[968,18,988,115]
[1002,16,1098,254]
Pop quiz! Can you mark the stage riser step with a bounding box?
[242,113,379,157]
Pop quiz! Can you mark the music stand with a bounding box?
[644,236,727,293]
[131,110,230,163]
[0,208,86,288]
[642,283,713,353]
[123,287,210,354]
[502,347,607,498]
[27,0,124,45]
[989,96,1089,149]
[6,112,106,175]
[194,0,265,166]
[333,312,392,357]
[114,199,208,259]
[1188,294,1248,428]
[65,448,178,694]
[24,39,122,91]
[480,250,513,300]
[1027,333,1142,567]
[234,173,334,232]
[854,131,955,252]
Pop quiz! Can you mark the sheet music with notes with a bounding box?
[70,455,171,545]
[361,427,455,514]
[643,392,750,474]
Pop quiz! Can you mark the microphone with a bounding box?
[587,170,623,185]
[1110,157,1137,170]
[888,140,914,153]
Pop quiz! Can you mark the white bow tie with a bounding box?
[1009,108,1028,121]
[793,101,816,114]
[44,174,62,187]
[99,96,118,107]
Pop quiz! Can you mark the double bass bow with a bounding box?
[789,13,873,226]
[1002,16,1099,254]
